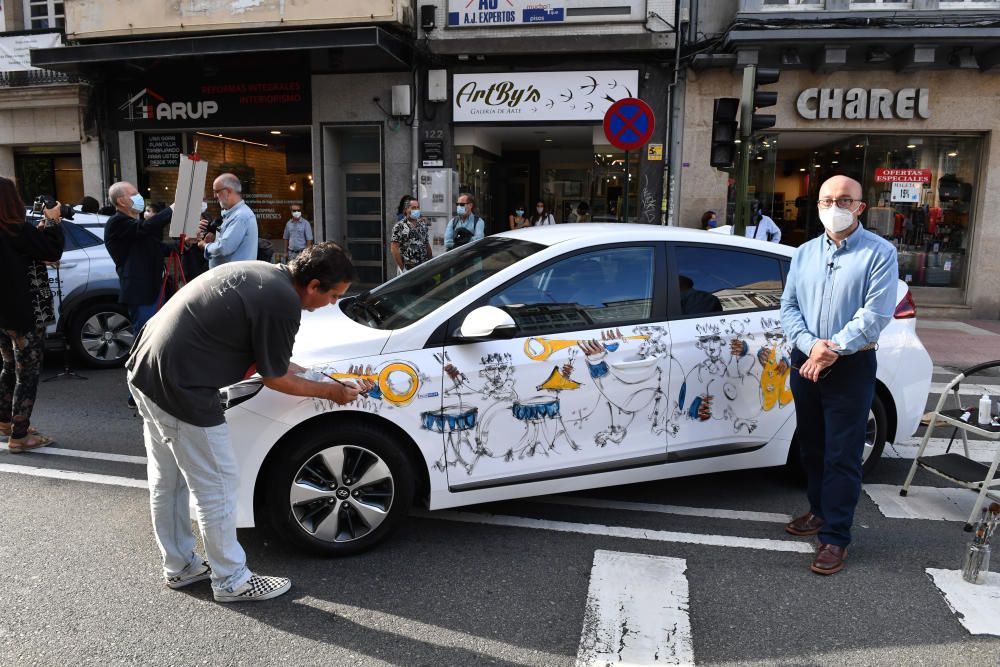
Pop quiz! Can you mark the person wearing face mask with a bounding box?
[509,205,530,230]
[144,201,167,221]
[745,201,782,243]
[444,192,485,250]
[194,173,258,269]
[700,210,718,230]
[530,200,555,226]
[104,181,174,344]
[390,198,432,274]
[282,204,314,262]
[779,175,897,576]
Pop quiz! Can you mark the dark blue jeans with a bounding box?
[789,348,877,548]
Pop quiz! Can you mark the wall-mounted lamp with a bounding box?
[867,47,891,64]
[781,49,801,66]
[289,182,297,191]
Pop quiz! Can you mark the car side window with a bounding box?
[488,246,655,335]
[673,245,784,316]
[62,221,101,250]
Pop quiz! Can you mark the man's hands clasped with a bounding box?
[798,340,840,382]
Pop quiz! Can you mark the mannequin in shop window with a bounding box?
[531,200,555,226]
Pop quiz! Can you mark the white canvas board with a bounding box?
[170,155,208,238]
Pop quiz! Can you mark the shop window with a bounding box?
[489,246,655,334]
[673,246,784,317]
[24,0,64,29]
[15,153,82,207]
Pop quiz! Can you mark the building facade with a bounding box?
[681,0,1000,319]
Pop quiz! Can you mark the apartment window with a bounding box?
[940,0,1000,7]
[761,0,824,9]
[850,0,911,7]
[24,0,64,30]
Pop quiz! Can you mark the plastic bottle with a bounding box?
[978,393,992,426]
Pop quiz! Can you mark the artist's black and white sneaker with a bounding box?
[165,559,212,589]
[214,575,291,603]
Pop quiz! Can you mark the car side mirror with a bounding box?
[457,306,517,340]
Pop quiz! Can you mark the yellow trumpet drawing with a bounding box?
[523,334,649,361]
[326,361,420,406]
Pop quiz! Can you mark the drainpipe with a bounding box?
[664,0,684,226]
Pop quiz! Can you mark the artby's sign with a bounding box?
[796,88,930,120]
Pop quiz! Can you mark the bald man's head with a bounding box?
[819,175,862,201]
[817,175,865,237]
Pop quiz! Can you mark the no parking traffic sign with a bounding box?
[603,98,655,152]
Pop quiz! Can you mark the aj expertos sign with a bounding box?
[453,70,640,122]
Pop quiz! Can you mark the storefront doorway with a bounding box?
[743,132,982,292]
[454,125,640,234]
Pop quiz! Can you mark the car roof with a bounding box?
[496,223,795,257]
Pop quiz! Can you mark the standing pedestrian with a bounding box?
[391,198,432,274]
[531,199,555,226]
[700,210,718,229]
[127,243,368,602]
[444,192,485,250]
[283,204,314,262]
[780,175,897,575]
[396,194,415,222]
[104,181,174,339]
[509,205,530,230]
[0,177,63,451]
[745,202,782,243]
[195,173,258,268]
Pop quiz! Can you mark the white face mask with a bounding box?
[818,204,857,233]
[292,211,302,219]
[536,206,544,214]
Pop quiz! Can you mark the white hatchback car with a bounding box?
[224,225,932,555]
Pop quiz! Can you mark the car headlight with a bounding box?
[220,379,264,410]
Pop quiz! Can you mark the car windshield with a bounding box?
[344,237,545,330]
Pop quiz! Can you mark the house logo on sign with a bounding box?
[119,88,220,122]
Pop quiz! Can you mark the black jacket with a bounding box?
[0,220,64,332]
[104,208,173,306]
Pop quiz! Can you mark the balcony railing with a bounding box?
[0,69,78,87]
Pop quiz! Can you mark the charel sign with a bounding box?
[796,88,930,120]
[874,168,932,184]
[453,70,639,122]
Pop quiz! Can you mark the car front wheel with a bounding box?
[68,302,135,368]
[263,422,414,556]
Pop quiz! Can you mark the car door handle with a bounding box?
[610,355,661,369]
[57,262,77,268]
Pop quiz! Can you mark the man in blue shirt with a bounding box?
[779,175,898,576]
[194,173,258,268]
[444,192,486,250]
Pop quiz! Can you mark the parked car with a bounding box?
[37,216,133,368]
[222,224,933,556]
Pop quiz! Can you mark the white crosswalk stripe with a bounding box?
[533,495,793,524]
[926,569,1000,637]
[886,437,996,463]
[576,550,694,667]
[865,484,985,522]
[0,443,147,464]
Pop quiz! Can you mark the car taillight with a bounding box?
[894,289,916,319]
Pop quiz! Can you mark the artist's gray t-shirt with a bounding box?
[127,261,300,426]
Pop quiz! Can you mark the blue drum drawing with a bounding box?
[512,399,560,421]
[428,405,489,474]
[510,396,578,460]
[422,407,478,433]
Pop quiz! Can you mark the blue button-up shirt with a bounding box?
[780,224,898,356]
[205,199,259,269]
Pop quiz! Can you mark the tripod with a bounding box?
[36,215,86,382]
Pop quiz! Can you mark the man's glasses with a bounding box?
[455,201,469,205]
[817,197,857,209]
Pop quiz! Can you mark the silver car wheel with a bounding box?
[80,311,134,362]
[862,408,877,465]
[289,444,395,543]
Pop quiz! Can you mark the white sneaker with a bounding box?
[165,559,212,589]
[213,575,291,603]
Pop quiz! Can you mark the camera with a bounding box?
[30,195,73,226]
[204,216,223,235]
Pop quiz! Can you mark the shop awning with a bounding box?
[31,26,413,74]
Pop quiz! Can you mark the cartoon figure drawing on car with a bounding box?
[757,318,794,411]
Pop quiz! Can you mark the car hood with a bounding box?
[291,302,392,367]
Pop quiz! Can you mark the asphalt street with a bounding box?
[1,353,999,666]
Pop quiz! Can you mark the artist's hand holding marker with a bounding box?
[322,372,375,405]
[799,340,839,382]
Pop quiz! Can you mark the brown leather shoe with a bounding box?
[785,512,824,536]
[811,544,847,575]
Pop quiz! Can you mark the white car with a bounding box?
[224,224,933,555]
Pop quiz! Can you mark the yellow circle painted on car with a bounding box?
[378,362,420,405]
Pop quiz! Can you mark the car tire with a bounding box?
[68,302,135,369]
[263,421,415,556]
[785,394,888,480]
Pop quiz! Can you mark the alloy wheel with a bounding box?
[862,408,877,465]
[289,444,395,543]
[80,311,134,363]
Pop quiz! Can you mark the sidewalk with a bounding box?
[916,319,1000,370]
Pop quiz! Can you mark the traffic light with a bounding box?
[740,66,780,138]
[709,97,739,169]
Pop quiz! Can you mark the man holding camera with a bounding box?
[104,181,173,340]
[192,173,258,268]
[127,242,367,602]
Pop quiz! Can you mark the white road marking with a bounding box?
[864,484,982,522]
[928,382,1000,396]
[296,598,568,667]
[926,569,1000,636]
[417,510,814,553]
[886,438,997,463]
[535,495,793,524]
[0,443,147,465]
[0,463,147,489]
[576,550,694,667]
